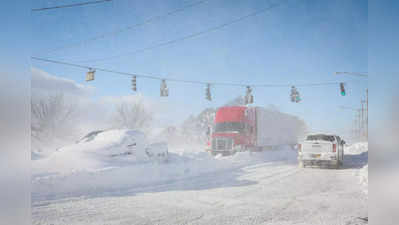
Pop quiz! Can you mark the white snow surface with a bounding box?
[32,137,296,201]
[345,142,368,194]
[345,142,368,155]
[32,141,368,225]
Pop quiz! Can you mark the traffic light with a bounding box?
[295,93,301,103]
[340,82,346,96]
[245,86,254,104]
[132,76,137,91]
[85,68,95,81]
[290,86,301,103]
[205,83,212,101]
[160,80,169,97]
[290,86,296,102]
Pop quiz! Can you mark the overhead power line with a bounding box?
[31,56,347,88]
[74,0,292,63]
[43,0,210,53]
[32,0,112,12]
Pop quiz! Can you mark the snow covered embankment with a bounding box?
[32,130,297,201]
[345,142,368,194]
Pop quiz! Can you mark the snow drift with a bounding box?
[345,142,368,194]
[32,129,166,175]
[32,133,297,201]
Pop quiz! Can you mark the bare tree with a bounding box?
[113,101,152,131]
[31,93,76,141]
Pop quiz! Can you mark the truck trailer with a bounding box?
[208,106,305,155]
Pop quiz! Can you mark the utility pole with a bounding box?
[361,99,365,138]
[366,88,369,140]
[357,109,361,140]
[353,120,358,140]
[340,106,362,141]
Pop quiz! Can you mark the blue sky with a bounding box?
[29,0,371,137]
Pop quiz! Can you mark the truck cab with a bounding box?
[209,106,256,155]
[298,133,345,169]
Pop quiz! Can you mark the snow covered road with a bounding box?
[32,145,368,225]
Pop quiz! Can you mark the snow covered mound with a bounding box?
[32,144,297,201]
[345,142,368,155]
[32,129,166,175]
[345,142,368,194]
[358,165,368,194]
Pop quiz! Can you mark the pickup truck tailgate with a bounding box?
[301,142,333,153]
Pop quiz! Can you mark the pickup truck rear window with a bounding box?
[306,134,335,142]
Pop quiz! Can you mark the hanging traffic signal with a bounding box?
[86,68,95,81]
[245,86,254,104]
[132,76,137,91]
[295,93,301,103]
[205,83,212,101]
[290,86,296,102]
[160,79,169,97]
[340,82,346,96]
[290,86,301,103]
[249,94,254,104]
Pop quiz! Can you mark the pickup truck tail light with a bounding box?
[333,144,337,152]
[298,144,302,152]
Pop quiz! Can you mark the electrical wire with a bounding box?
[31,56,347,88]
[43,0,210,53]
[74,0,291,63]
[32,0,112,12]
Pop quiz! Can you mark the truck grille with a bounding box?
[212,138,233,150]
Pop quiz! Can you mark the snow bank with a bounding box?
[358,165,368,194]
[345,142,368,194]
[32,129,149,175]
[32,143,297,201]
[345,142,368,155]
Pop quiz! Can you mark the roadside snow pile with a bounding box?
[345,142,368,194]
[32,135,297,201]
[358,165,368,194]
[32,136,75,160]
[345,142,368,155]
[32,129,150,175]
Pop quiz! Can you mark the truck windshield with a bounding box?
[215,122,244,133]
[306,135,335,142]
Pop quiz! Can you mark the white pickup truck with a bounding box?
[298,134,345,169]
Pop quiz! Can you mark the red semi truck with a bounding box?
[207,106,303,155]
